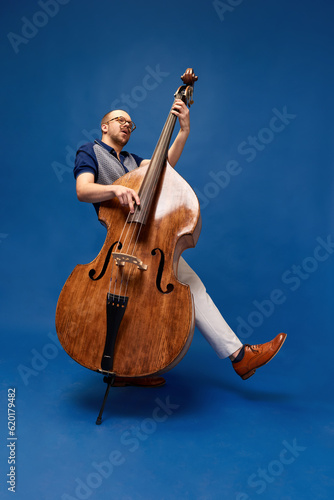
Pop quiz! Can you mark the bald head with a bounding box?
[100,109,135,151]
[101,110,132,132]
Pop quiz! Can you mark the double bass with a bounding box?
[56,69,201,383]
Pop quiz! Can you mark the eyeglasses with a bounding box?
[104,116,136,132]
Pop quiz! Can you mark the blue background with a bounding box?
[1,0,334,499]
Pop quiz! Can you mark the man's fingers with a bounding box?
[116,187,140,214]
[172,100,183,114]
[127,191,136,213]
[172,99,185,109]
[127,190,140,213]
[128,197,135,213]
[133,191,141,206]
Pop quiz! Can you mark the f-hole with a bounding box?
[89,241,122,281]
[151,248,174,294]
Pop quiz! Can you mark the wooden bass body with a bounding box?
[56,163,201,377]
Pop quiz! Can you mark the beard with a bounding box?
[112,131,130,148]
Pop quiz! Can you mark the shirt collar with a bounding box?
[94,139,129,158]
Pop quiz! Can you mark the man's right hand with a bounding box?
[76,172,140,213]
[110,185,140,214]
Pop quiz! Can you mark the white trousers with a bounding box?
[177,257,243,359]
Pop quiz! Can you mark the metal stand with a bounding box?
[96,374,115,425]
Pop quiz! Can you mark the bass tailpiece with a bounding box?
[100,293,129,373]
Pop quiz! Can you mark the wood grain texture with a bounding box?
[56,164,201,377]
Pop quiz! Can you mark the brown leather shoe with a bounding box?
[112,376,166,387]
[233,333,287,380]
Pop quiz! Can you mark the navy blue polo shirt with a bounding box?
[74,139,144,180]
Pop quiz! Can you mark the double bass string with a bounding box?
[110,201,143,299]
[111,181,154,299]
[111,105,176,300]
[122,110,177,298]
[108,209,133,299]
[124,108,177,287]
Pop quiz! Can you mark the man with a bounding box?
[74,99,286,387]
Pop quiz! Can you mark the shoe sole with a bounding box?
[241,333,287,380]
[242,369,256,380]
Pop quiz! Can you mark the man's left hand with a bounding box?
[171,99,190,134]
